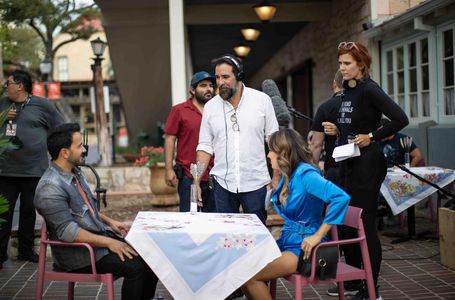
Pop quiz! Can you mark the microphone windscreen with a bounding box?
[262,79,282,98]
[271,95,291,127]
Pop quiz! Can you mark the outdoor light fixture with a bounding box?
[90,37,107,58]
[233,44,251,58]
[253,1,277,22]
[241,28,261,41]
[39,58,52,76]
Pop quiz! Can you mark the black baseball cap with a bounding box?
[191,71,216,87]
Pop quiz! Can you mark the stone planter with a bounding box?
[149,163,179,206]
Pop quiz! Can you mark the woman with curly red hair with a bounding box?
[330,42,408,300]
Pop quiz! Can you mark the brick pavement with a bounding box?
[3,196,455,299]
[1,230,454,299]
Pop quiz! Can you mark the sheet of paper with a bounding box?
[332,143,360,162]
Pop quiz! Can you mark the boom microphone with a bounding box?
[262,79,291,128]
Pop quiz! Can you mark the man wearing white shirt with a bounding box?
[195,54,279,224]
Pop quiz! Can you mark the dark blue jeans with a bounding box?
[178,173,216,212]
[71,251,158,300]
[212,180,267,224]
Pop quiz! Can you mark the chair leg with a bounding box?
[107,275,115,300]
[35,275,44,300]
[68,282,75,300]
[365,278,376,300]
[294,277,302,300]
[269,279,277,300]
[338,282,346,300]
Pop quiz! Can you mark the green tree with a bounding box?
[0,25,44,70]
[0,0,100,79]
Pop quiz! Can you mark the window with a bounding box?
[382,35,434,122]
[442,28,455,115]
[57,56,68,81]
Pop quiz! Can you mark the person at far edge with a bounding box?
[194,54,279,225]
[164,71,216,212]
[327,41,408,300]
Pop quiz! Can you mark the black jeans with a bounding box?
[71,252,158,300]
[339,145,387,287]
[177,172,216,213]
[0,176,40,261]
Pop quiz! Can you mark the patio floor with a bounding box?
[2,196,454,299]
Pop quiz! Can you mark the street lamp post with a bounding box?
[90,37,112,167]
[39,58,52,98]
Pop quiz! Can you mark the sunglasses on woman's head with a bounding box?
[338,42,359,51]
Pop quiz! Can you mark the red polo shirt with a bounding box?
[164,98,212,181]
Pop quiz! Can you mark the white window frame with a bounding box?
[381,32,436,124]
[57,56,68,82]
[437,22,455,123]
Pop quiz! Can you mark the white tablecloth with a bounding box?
[126,212,281,300]
[381,166,455,215]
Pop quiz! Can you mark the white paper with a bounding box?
[332,143,360,162]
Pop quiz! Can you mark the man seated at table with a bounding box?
[34,123,158,300]
[378,118,424,168]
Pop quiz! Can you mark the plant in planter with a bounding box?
[134,146,165,167]
[135,146,177,201]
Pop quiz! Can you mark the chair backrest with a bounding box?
[328,205,364,242]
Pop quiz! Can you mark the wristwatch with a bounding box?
[368,132,374,142]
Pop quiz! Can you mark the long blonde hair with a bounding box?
[268,129,315,204]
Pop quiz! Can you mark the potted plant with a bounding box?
[135,146,177,200]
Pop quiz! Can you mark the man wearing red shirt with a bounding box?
[164,71,216,212]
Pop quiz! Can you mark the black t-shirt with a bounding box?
[311,92,342,169]
[337,77,409,145]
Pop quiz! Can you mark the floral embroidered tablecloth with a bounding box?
[125,212,280,300]
[380,167,455,215]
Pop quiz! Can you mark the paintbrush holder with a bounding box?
[404,152,410,168]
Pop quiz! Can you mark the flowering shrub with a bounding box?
[134,146,165,167]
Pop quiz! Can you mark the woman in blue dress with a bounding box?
[241,128,350,300]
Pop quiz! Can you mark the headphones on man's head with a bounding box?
[219,55,245,81]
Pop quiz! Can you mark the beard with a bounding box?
[219,85,237,101]
[69,155,85,166]
[195,90,212,104]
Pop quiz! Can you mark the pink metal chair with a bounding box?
[35,222,115,300]
[270,206,376,300]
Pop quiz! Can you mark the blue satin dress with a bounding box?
[272,162,350,256]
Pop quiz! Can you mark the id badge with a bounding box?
[5,122,17,137]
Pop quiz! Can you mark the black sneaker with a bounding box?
[349,287,382,300]
[327,283,362,297]
[17,252,39,263]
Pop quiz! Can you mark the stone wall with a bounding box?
[249,0,372,113]
[82,166,151,193]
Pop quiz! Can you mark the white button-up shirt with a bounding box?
[197,85,279,193]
